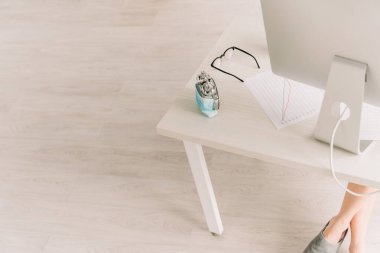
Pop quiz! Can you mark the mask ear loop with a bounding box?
[211,46,260,82]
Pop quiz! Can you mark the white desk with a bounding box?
[156,18,380,235]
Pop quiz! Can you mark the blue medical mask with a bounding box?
[195,71,220,118]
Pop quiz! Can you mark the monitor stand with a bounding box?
[314,55,373,154]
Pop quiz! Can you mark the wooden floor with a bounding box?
[0,1,379,252]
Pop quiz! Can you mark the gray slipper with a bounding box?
[303,222,348,253]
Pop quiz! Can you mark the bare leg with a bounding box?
[323,183,377,244]
[349,194,376,253]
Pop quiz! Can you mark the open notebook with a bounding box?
[244,71,324,129]
[244,71,380,140]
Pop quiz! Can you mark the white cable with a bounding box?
[330,106,380,197]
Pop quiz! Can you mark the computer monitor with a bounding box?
[260,0,380,154]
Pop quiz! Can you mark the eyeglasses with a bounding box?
[211,46,260,82]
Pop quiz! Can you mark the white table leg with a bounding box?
[183,141,223,235]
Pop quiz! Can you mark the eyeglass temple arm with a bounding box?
[233,46,260,69]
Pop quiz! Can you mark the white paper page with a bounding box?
[361,103,380,140]
[244,71,324,129]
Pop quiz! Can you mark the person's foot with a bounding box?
[322,216,349,244]
[303,220,348,253]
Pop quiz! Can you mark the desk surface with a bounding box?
[156,18,380,189]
